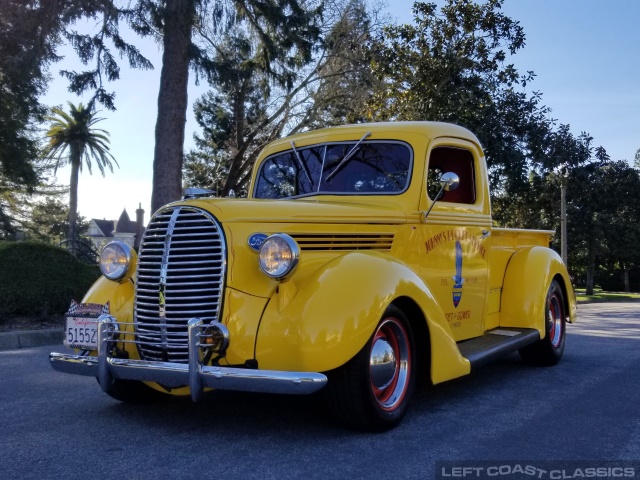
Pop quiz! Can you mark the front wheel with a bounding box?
[100,378,164,403]
[519,279,566,366]
[325,305,416,431]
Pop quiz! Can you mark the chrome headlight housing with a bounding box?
[100,241,137,282]
[258,234,300,280]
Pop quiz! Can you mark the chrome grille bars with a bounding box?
[134,206,226,363]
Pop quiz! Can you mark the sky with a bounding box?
[42,0,640,223]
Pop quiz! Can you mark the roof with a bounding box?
[114,209,137,234]
[272,121,480,149]
[90,219,114,237]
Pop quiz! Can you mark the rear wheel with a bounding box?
[325,305,416,431]
[519,279,566,366]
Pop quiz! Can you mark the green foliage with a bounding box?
[42,102,116,244]
[366,0,592,194]
[575,289,640,303]
[492,126,596,230]
[366,0,638,293]
[21,198,90,244]
[191,0,322,91]
[494,156,640,293]
[22,199,70,244]
[43,102,117,176]
[0,163,68,239]
[132,0,322,209]
[296,0,383,129]
[3,0,323,211]
[0,1,136,236]
[0,241,100,318]
[0,0,134,195]
[566,161,640,293]
[184,0,381,195]
[60,3,154,111]
[0,1,52,188]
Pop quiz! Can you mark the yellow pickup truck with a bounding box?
[50,121,576,431]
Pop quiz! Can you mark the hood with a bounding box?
[166,197,411,225]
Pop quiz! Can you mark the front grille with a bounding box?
[134,206,226,363]
[290,233,394,251]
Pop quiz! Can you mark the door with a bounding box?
[418,140,491,341]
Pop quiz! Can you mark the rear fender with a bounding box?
[500,247,577,336]
[254,251,471,383]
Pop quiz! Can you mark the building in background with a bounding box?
[87,204,145,251]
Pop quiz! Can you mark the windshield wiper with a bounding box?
[325,132,371,183]
[290,141,314,189]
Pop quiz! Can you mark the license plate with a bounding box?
[64,317,98,350]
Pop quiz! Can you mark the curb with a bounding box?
[0,328,63,351]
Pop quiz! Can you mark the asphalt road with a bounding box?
[1,303,639,480]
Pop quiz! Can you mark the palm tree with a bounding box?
[43,102,117,253]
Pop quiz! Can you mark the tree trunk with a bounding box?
[68,157,80,256]
[623,265,630,293]
[223,84,247,196]
[151,0,195,213]
[585,249,596,296]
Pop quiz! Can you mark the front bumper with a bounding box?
[49,315,327,400]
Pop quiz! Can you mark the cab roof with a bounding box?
[266,121,481,151]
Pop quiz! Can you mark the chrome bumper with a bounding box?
[50,316,327,400]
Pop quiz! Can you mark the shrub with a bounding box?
[0,241,100,318]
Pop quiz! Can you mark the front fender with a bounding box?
[81,276,135,326]
[80,275,194,396]
[500,247,577,336]
[254,251,471,382]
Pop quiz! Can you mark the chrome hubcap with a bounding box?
[370,338,397,390]
[548,293,563,348]
[369,318,411,411]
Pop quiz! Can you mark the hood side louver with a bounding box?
[290,233,394,251]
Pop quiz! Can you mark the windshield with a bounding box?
[253,141,412,199]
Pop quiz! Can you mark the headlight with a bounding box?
[258,234,300,280]
[100,241,136,281]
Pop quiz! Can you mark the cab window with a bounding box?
[427,147,476,204]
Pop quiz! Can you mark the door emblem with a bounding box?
[452,241,464,308]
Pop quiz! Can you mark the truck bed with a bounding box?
[491,227,555,248]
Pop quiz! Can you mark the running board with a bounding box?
[457,328,540,369]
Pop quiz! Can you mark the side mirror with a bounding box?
[423,172,460,222]
[439,172,460,192]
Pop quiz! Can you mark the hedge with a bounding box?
[0,241,101,318]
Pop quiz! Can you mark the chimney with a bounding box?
[134,203,145,249]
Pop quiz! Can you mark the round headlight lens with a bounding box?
[258,234,300,280]
[100,241,135,281]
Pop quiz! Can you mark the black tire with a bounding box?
[100,378,164,403]
[325,305,416,431]
[519,279,566,366]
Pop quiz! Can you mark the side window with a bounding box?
[427,147,476,204]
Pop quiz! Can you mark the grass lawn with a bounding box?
[575,288,640,303]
